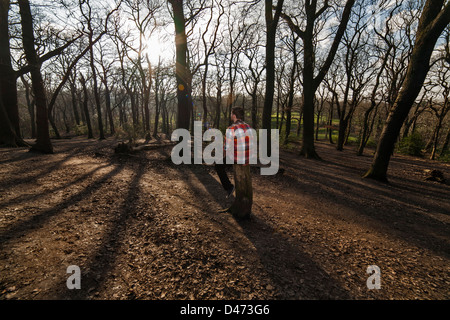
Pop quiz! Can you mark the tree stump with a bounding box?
[424,169,446,183]
[114,141,133,154]
[230,164,253,220]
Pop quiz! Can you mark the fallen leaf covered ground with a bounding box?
[0,137,449,300]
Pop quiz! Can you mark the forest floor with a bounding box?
[0,136,449,300]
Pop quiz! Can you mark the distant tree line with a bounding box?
[0,0,449,181]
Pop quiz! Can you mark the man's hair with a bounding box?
[231,107,244,120]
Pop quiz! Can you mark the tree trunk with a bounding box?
[275,78,281,129]
[284,94,293,145]
[344,112,353,145]
[142,63,151,135]
[315,109,321,141]
[61,103,70,134]
[251,90,258,129]
[19,0,53,153]
[118,96,125,127]
[281,0,355,158]
[285,36,298,145]
[153,68,161,138]
[69,80,80,126]
[357,102,376,155]
[78,91,85,124]
[0,0,25,147]
[430,117,444,160]
[328,96,334,144]
[363,0,450,181]
[230,164,253,220]
[301,47,319,158]
[201,62,209,131]
[439,127,450,156]
[337,117,348,151]
[357,46,392,156]
[169,0,192,130]
[20,75,36,138]
[299,5,322,158]
[48,106,61,139]
[296,105,303,137]
[279,106,285,135]
[161,106,166,134]
[0,99,19,147]
[89,50,105,140]
[215,77,222,128]
[104,84,114,135]
[79,75,93,139]
[262,0,284,152]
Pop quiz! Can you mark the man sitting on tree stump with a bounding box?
[215,107,255,219]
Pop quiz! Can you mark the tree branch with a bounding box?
[14,33,82,78]
[428,1,450,39]
[47,0,122,114]
[315,0,329,19]
[279,11,305,39]
[313,0,356,88]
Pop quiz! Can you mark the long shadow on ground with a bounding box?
[57,159,146,299]
[277,151,450,258]
[176,164,353,299]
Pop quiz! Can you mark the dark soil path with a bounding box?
[1,137,449,300]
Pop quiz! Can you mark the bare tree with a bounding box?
[79,73,94,139]
[168,0,193,130]
[315,82,329,141]
[41,0,120,140]
[283,32,300,144]
[212,49,226,128]
[19,74,36,138]
[0,0,24,147]
[67,65,81,127]
[425,60,450,160]
[96,40,116,135]
[240,38,265,129]
[111,13,140,131]
[153,58,173,137]
[262,0,284,151]
[191,0,224,130]
[329,0,373,151]
[18,0,53,153]
[363,0,450,181]
[1,0,79,147]
[280,0,356,158]
[80,0,106,139]
[274,53,288,132]
[123,0,160,136]
[223,3,256,124]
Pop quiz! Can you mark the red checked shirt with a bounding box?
[224,120,255,165]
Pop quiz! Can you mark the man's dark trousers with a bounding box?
[215,159,233,191]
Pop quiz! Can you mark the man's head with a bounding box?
[231,107,244,123]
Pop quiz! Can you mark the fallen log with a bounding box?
[114,141,176,154]
[424,169,446,183]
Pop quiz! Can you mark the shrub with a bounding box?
[113,127,128,140]
[366,138,378,148]
[438,151,450,163]
[398,131,425,157]
[74,124,87,136]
